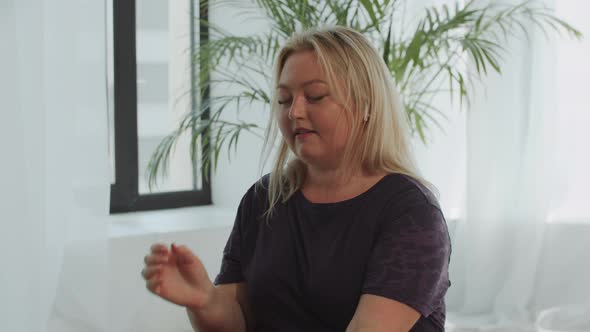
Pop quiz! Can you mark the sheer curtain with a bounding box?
[1,1,109,331]
[445,0,590,331]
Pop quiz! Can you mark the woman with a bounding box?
[141,26,451,332]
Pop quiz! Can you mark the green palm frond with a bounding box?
[146,0,581,190]
[386,0,581,138]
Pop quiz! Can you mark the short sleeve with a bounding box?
[362,204,452,317]
[214,193,249,285]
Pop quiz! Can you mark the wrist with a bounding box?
[187,281,216,314]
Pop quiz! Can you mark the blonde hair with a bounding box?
[259,26,435,221]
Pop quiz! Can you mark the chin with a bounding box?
[293,150,314,163]
[296,152,329,169]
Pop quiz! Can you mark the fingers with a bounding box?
[143,243,169,296]
[144,253,168,265]
[144,243,170,265]
[151,243,169,255]
[145,274,162,295]
[143,242,196,269]
[142,263,162,294]
[141,265,162,280]
[172,243,195,265]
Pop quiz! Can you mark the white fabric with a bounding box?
[1,0,109,331]
[444,1,590,331]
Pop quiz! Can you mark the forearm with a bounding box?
[186,286,247,332]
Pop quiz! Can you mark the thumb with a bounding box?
[171,243,195,265]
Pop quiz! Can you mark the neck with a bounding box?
[303,163,365,190]
[300,162,388,203]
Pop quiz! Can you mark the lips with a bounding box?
[294,128,316,137]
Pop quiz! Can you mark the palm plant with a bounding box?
[147,0,580,189]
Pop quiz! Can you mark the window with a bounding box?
[108,0,211,213]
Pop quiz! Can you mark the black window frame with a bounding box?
[110,0,211,213]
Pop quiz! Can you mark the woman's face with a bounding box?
[277,50,352,170]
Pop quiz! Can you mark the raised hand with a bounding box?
[142,243,215,310]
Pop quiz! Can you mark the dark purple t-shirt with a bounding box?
[215,173,452,331]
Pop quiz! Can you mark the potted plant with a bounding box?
[146,0,580,188]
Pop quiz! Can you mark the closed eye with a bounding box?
[306,95,326,103]
[277,95,326,106]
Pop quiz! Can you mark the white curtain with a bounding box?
[0,1,109,331]
[445,1,590,331]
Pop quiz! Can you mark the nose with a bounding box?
[288,95,306,121]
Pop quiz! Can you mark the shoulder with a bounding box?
[371,174,451,266]
[236,173,271,221]
[373,173,448,242]
[242,173,270,203]
[378,172,442,219]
